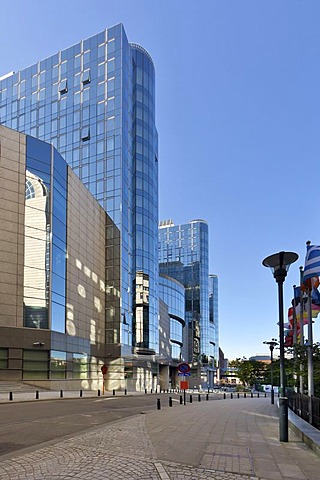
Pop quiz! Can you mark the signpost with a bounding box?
[178,363,190,405]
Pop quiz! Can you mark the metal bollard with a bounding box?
[244,392,246,398]
[265,392,267,398]
[36,390,39,399]
[257,392,259,398]
[206,393,209,401]
[157,398,161,410]
[145,388,147,394]
[190,394,193,403]
[251,392,253,398]
[98,389,101,397]
[60,390,63,398]
[151,389,153,394]
[80,389,83,397]
[231,393,233,399]
[237,392,239,398]
[180,395,183,405]
[223,392,226,399]
[9,392,13,401]
[271,389,274,404]
[279,397,288,442]
[125,389,127,395]
[198,394,201,402]
[113,389,116,396]
[169,397,173,407]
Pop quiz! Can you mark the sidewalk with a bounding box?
[1,397,320,479]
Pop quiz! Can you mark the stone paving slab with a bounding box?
[1,397,320,479]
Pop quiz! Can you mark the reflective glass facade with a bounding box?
[0,24,159,355]
[209,274,219,365]
[25,136,67,334]
[159,220,211,363]
[159,275,185,360]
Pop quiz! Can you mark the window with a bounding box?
[81,127,90,141]
[51,351,67,379]
[23,350,49,379]
[0,349,8,369]
[82,69,91,85]
[59,79,68,94]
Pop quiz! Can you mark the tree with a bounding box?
[230,358,267,389]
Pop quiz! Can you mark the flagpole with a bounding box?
[292,286,297,392]
[299,266,304,394]
[307,287,314,398]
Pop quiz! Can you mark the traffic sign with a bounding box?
[178,372,191,376]
[178,362,191,374]
[101,364,108,375]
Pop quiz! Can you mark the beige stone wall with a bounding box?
[66,169,107,345]
[0,126,25,328]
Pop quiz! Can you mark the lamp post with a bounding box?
[263,338,278,404]
[262,251,299,442]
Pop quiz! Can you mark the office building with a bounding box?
[159,219,218,388]
[0,125,122,388]
[0,24,159,385]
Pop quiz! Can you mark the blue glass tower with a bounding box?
[0,24,159,358]
[159,220,214,385]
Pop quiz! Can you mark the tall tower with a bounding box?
[159,219,214,387]
[0,24,159,360]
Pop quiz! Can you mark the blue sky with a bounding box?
[1,0,320,359]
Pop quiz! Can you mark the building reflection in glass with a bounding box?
[23,170,50,329]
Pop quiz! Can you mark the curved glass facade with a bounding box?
[159,220,210,363]
[159,274,185,360]
[131,44,159,353]
[0,24,159,358]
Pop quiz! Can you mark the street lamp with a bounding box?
[262,251,299,442]
[263,338,278,404]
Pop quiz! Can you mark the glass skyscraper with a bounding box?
[159,219,216,386]
[0,24,159,359]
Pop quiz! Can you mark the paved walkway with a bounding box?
[1,397,320,479]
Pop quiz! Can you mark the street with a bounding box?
[0,393,174,458]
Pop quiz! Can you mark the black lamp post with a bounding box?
[263,338,278,404]
[262,251,299,442]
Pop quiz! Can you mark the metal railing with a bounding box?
[288,392,320,430]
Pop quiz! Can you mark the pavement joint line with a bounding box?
[154,462,171,479]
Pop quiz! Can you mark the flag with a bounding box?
[303,245,320,282]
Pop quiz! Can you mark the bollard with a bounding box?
[180,395,183,405]
[231,393,233,399]
[183,389,186,405]
[257,392,259,398]
[251,392,253,398]
[80,389,83,398]
[169,397,173,407]
[157,398,161,410]
[151,389,153,394]
[206,393,209,401]
[190,394,193,403]
[271,389,274,405]
[125,389,127,395]
[9,392,13,401]
[98,389,101,397]
[145,388,147,394]
[265,392,267,398]
[60,390,63,398]
[223,392,226,399]
[279,397,288,442]
[237,392,239,399]
[198,394,201,402]
[244,392,246,398]
[36,391,39,400]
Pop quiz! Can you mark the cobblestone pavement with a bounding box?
[0,413,258,480]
